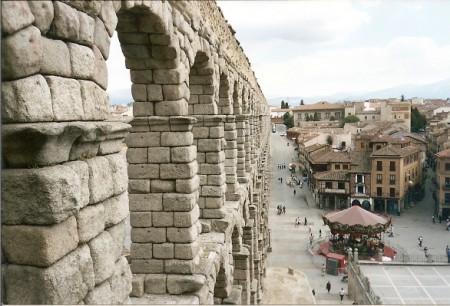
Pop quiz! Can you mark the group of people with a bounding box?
[277,205,286,215]
[294,217,308,227]
[312,281,346,304]
[277,163,286,169]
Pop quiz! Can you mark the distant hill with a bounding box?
[267,78,450,107]
[108,78,450,106]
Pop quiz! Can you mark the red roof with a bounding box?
[324,205,389,227]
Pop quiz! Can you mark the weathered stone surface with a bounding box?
[2,166,81,225]
[2,216,79,267]
[155,99,189,116]
[144,274,167,294]
[126,132,160,147]
[68,43,95,79]
[86,156,114,204]
[129,193,163,212]
[94,17,110,59]
[167,224,199,243]
[151,179,175,192]
[92,46,108,89]
[161,132,193,146]
[131,227,166,243]
[130,274,146,297]
[173,205,200,228]
[62,0,102,16]
[130,243,153,259]
[4,245,94,304]
[102,192,129,227]
[78,10,95,46]
[65,161,90,208]
[1,74,53,123]
[105,153,128,195]
[128,179,150,193]
[2,1,35,35]
[99,1,118,36]
[174,240,200,260]
[87,231,116,284]
[131,84,147,102]
[45,76,84,120]
[106,220,127,261]
[40,37,71,76]
[171,145,196,163]
[153,243,174,259]
[130,212,152,227]
[128,164,160,179]
[176,175,200,193]
[84,280,112,304]
[27,0,54,34]
[131,259,164,274]
[160,161,198,179]
[167,274,206,294]
[79,80,109,120]
[2,25,42,81]
[152,211,174,227]
[163,192,197,212]
[76,204,105,243]
[148,147,170,163]
[49,1,80,42]
[110,256,132,304]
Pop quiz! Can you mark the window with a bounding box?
[357,185,364,194]
[376,145,381,150]
[338,182,345,189]
[376,187,382,197]
[317,113,321,120]
[325,112,330,119]
[446,163,450,171]
[361,143,365,149]
[325,182,332,189]
[394,115,397,119]
[343,164,348,170]
[390,161,396,171]
[335,112,341,119]
[446,193,450,204]
[390,188,396,198]
[377,161,382,171]
[372,116,375,119]
[390,175,395,184]
[335,164,341,170]
[297,113,301,119]
[356,175,363,183]
[365,116,367,120]
[445,177,450,188]
[376,174,382,184]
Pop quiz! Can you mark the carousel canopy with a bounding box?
[324,205,390,227]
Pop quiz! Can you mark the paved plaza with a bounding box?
[264,125,450,304]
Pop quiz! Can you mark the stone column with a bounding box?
[236,115,248,183]
[127,116,202,294]
[224,115,239,201]
[192,115,227,219]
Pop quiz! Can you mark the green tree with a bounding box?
[326,135,333,145]
[410,107,427,132]
[330,115,335,121]
[300,99,305,105]
[313,112,318,121]
[401,94,405,101]
[283,112,294,128]
[281,100,285,109]
[342,115,360,124]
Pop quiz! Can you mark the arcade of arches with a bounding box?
[1,1,271,304]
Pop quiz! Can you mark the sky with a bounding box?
[107,0,450,100]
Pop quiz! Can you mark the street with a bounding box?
[263,124,450,304]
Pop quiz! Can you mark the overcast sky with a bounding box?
[107,0,450,100]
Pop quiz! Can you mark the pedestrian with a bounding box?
[294,217,298,227]
[339,288,345,304]
[305,217,307,225]
[447,221,450,231]
[309,234,313,245]
[319,229,322,238]
[418,236,423,247]
[321,264,326,276]
[280,177,283,183]
[446,245,449,254]
[312,288,315,296]
[326,281,331,293]
[389,224,394,237]
[309,225,312,233]
[283,205,286,214]
[432,215,435,223]
[293,189,296,195]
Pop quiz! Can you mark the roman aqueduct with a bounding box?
[2,1,272,304]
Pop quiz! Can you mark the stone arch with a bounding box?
[233,79,242,115]
[218,71,232,115]
[188,51,217,115]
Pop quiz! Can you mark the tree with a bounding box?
[342,115,360,124]
[281,101,289,109]
[326,135,333,145]
[313,112,318,121]
[330,115,335,121]
[300,99,305,105]
[281,100,285,109]
[410,107,427,132]
[283,112,294,128]
[401,94,405,101]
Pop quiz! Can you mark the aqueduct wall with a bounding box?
[1,1,272,304]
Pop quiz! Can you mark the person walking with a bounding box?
[309,225,312,234]
[339,288,345,304]
[280,177,283,184]
[321,264,326,276]
[319,229,322,238]
[305,217,308,226]
[283,205,286,214]
[326,281,331,293]
[432,215,435,223]
[293,189,296,195]
[418,236,423,247]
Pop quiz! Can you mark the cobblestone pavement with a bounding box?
[264,126,450,305]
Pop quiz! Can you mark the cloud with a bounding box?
[107,34,131,91]
[218,0,370,45]
[253,37,450,98]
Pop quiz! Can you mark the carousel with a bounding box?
[322,205,392,258]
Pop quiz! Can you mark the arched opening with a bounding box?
[362,200,371,211]
[351,199,361,206]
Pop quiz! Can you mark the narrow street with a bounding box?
[263,124,450,304]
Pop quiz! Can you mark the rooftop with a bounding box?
[292,101,345,111]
